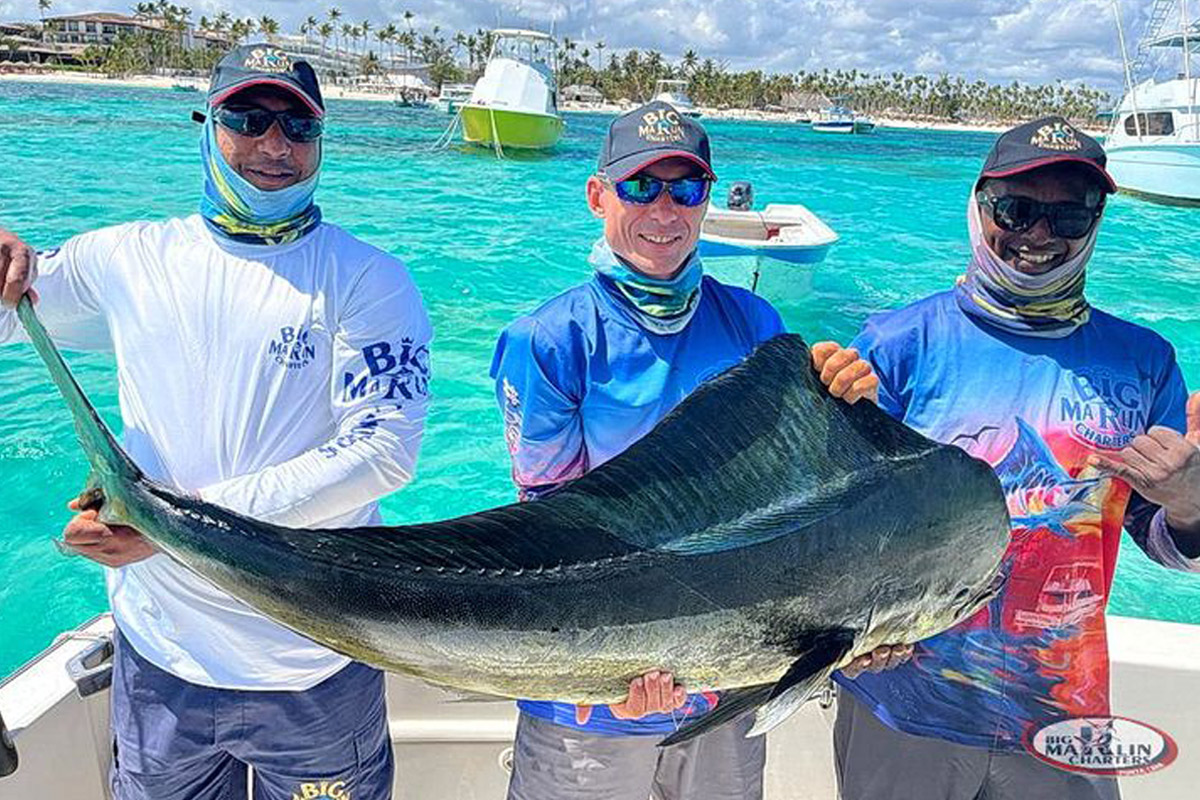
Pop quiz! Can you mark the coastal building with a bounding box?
[43,12,228,51]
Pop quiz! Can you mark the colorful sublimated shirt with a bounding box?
[490,272,785,735]
[835,289,1198,750]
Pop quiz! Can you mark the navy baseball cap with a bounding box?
[979,116,1115,193]
[598,101,716,181]
[208,44,324,117]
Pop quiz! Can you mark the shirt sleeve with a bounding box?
[197,257,432,527]
[490,316,586,501]
[1123,352,1199,571]
[0,230,119,351]
[850,312,914,421]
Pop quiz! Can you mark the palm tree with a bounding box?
[301,15,318,42]
[327,7,342,58]
[317,21,333,59]
[360,19,371,57]
[258,15,279,42]
[595,40,604,73]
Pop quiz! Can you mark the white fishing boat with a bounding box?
[652,79,702,118]
[434,83,474,114]
[460,29,565,151]
[1,612,1196,798]
[1106,0,1200,204]
[697,182,839,295]
[810,105,856,134]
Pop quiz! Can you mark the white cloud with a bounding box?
[6,0,1168,92]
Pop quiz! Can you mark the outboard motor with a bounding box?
[727,181,754,211]
[0,708,16,778]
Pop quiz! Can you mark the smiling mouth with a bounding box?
[1009,248,1065,267]
[640,233,681,245]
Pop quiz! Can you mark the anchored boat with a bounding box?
[460,29,565,151]
[1106,1,1200,204]
[435,82,474,114]
[652,79,702,118]
[699,182,839,294]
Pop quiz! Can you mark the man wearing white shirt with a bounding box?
[0,45,429,799]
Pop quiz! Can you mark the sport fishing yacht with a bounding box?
[652,79,702,118]
[1,613,1196,798]
[460,29,565,151]
[1106,0,1200,203]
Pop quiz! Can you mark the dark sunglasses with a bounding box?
[608,174,712,207]
[976,192,1103,239]
[210,105,324,143]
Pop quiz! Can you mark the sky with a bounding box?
[2,0,1182,92]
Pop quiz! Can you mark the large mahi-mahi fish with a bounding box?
[16,296,1010,743]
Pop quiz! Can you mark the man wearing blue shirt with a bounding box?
[491,102,908,800]
[834,117,1200,799]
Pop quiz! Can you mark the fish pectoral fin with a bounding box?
[658,684,774,748]
[658,628,857,748]
[748,627,856,737]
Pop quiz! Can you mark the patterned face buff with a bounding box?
[589,238,703,335]
[199,118,322,245]
[955,193,1098,338]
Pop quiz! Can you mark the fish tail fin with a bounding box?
[16,297,141,487]
[659,628,856,747]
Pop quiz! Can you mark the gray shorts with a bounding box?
[506,711,766,800]
[834,690,1121,800]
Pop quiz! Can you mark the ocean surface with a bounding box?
[0,81,1198,679]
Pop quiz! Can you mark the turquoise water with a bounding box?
[1,81,1198,679]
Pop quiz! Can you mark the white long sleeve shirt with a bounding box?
[0,215,431,689]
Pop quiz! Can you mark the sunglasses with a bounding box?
[976,192,1103,239]
[608,174,712,208]
[211,105,324,143]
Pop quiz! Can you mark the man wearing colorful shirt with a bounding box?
[491,102,907,800]
[0,46,430,799]
[834,117,1200,800]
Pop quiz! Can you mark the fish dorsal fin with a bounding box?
[200,334,939,577]
[657,627,856,747]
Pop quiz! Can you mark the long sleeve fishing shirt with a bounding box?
[0,215,431,690]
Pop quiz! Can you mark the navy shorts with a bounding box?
[109,629,394,800]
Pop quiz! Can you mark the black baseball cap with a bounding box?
[979,116,1115,193]
[208,44,324,117]
[598,101,716,181]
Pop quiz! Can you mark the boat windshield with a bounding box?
[492,34,555,69]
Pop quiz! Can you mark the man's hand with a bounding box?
[841,644,914,679]
[811,342,879,406]
[574,670,687,725]
[61,507,156,567]
[1089,392,1200,533]
[0,229,38,308]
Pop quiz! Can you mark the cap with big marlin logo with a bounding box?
[598,100,716,180]
[207,44,324,117]
[978,115,1115,192]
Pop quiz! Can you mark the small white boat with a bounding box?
[435,83,475,114]
[853,116,877,133]
[698,182,839,294]
[1,612,1195,798]
[652,79,702,118]
[1105,4,1200,204]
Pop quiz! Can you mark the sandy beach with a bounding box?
[2,71,1090,135]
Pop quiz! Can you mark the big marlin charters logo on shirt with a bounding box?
[342,337,430,404]
[269,325,316,370]
[291,779,349,800]
[1059,367,1147,450]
